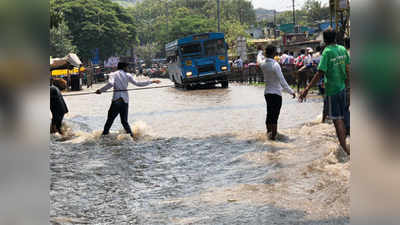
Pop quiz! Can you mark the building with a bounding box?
[246,27,264,39]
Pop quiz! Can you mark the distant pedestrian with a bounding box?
[280,50,289,65]
[297,48,314,73]
[50,78,69,135]
[236,57,243,71]
[96,62,161,139]
[295,49,306,70]
[274,53,281,63]
[288,52,295,65]
[299,29,350,155]
[257,46,265,64]
[295,49,308,93]
[259,45,296,140]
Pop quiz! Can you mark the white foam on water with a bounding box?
[131,120,150,139]
[51,120,153,145]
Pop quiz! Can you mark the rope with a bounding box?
[62,85,175,97]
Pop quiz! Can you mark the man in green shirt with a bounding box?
[299,29,350,155]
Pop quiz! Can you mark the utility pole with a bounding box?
[274,10,277,39]
[292,0,296,31]
[217,0,220,32]
[166,0,168,33]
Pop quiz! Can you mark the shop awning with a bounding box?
[51,67,85,76]
[50,53,82,70]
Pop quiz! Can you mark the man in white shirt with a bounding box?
[259,45,296,140]
[236,57,243,70]
[96,62,160,138]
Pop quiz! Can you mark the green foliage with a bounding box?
[303,0,330,24]
[221,20,249,49]
[127,0,255,57]
[50,19,78,57]
[276,0,329,27]
[51,0,327,62]
[135,43,159,66]
[168,10,214,40]
[51,0,137,62]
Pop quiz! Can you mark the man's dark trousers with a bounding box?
[102,98,132,135]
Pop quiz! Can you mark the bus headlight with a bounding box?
[221,66,228,71]
[186,71,192,76]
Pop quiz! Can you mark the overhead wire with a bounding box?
[62,85,175,97]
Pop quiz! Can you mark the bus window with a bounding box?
[180,44,201,55]
[204,39,226,56]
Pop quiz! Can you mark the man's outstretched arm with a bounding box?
[299,71,323,102]
[96,77,114,94]
[128,74,160,86]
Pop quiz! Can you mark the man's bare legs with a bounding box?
[333,119,350,155]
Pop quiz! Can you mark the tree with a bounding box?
[276,0,329,26]
[303,0,329,24]
[126,0,256,57]
[221,20,249,51]
[50,19,78,57]
[135,43,159,66]
[168,8,214,40]
[51,0,137,62]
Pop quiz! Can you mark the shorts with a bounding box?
[326,89,349,120]
[265,94,282,125]
[323,96,328,116]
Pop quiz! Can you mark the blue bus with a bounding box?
[165,32,230,89]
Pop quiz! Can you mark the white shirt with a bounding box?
[304,54,313,65]
[99,70,152,103]
[257,50,265,64]
[312,52,321,64]
[280,53,288,64]
[237,58,243,68]
[259,58,295,96]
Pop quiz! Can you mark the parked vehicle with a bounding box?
[165,32,230,89]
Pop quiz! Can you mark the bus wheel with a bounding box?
[221,80,229,88]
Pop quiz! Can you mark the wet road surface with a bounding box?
[50,79,349,225]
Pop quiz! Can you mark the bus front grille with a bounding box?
[198,64,215,74]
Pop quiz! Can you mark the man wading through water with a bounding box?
[299,29,350,155]
[96,62,160,139]
[259,45,296,140]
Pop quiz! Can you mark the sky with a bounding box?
[250,0,330,12]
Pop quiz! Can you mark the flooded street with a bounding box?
[50,78,350,225]
[62,79,322,138]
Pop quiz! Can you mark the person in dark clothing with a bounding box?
[50,78,69,135]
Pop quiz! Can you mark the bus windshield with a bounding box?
[204,39,225,56]
[180,44,201,56]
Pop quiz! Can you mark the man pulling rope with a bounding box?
[95,62,161,139]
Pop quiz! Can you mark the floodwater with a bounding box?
[50,78,350,225]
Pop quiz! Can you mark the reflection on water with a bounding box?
[51,80,349,225]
